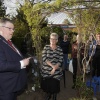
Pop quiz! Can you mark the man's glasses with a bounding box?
[2,26,14,31]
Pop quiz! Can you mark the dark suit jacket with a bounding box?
[0,35,27,95]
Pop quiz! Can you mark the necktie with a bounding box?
[7,40,17,52]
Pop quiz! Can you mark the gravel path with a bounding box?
[17,71,100,100]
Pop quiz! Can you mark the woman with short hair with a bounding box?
[41,33,63,100]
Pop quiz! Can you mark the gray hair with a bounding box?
[50,33,58,39]
[0,18,13,26]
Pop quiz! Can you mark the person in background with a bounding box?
[0,18,30,100]
[71,35,84,89]
[41,33,63,100]
[88,34,96,59]
[92,34,100,77]
[71,37,78,89]
[60,34,70,71]
[86,34,96,74]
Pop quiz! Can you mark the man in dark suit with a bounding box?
[0,18,31,100]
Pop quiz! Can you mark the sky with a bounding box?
[3,0,24,16]
[3,0,73,24]
[3,0,48,16]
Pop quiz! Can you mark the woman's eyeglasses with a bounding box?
[50,38,57,40]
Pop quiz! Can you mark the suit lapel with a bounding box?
[0,35,23,57]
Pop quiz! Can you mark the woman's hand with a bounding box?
[50,68,55,75]
[50,64,59,75]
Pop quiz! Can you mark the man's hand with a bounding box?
[22,57,31,67]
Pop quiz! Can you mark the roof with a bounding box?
[47,12,74,24]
